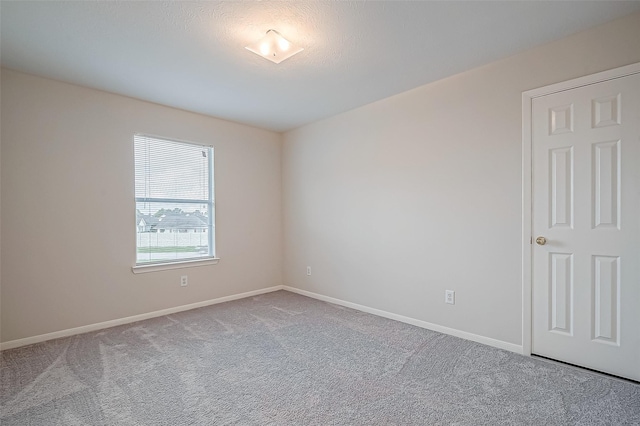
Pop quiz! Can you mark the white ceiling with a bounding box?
[2,1,639,132]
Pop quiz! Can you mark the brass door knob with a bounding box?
[535,236,547,245]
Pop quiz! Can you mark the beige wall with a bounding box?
[282,12,640,347]
[1,70,283,342]
[2,12,640,348]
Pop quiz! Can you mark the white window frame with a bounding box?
[132,134,219,274]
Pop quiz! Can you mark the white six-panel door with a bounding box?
[532,72,640,381]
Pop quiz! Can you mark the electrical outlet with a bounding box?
[180,275,188,287]
[445,290,455,305]
[306,266,311,276]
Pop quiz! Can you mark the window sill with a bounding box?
[132,258,220,274]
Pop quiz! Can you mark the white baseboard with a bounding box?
[0,285,285,351]
[282,286,524,355]
[2,285,523,355]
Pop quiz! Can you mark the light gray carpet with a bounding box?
[1,290,639,425]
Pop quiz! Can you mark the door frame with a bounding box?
[521,62,640,356]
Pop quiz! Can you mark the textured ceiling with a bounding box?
[2,1,640,131]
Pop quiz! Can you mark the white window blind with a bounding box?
[134,135,214,265]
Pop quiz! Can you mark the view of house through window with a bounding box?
[134,135,214,264]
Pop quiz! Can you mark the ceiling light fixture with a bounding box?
[245,30,303,64]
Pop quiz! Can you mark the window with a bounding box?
[134,135,214,265]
